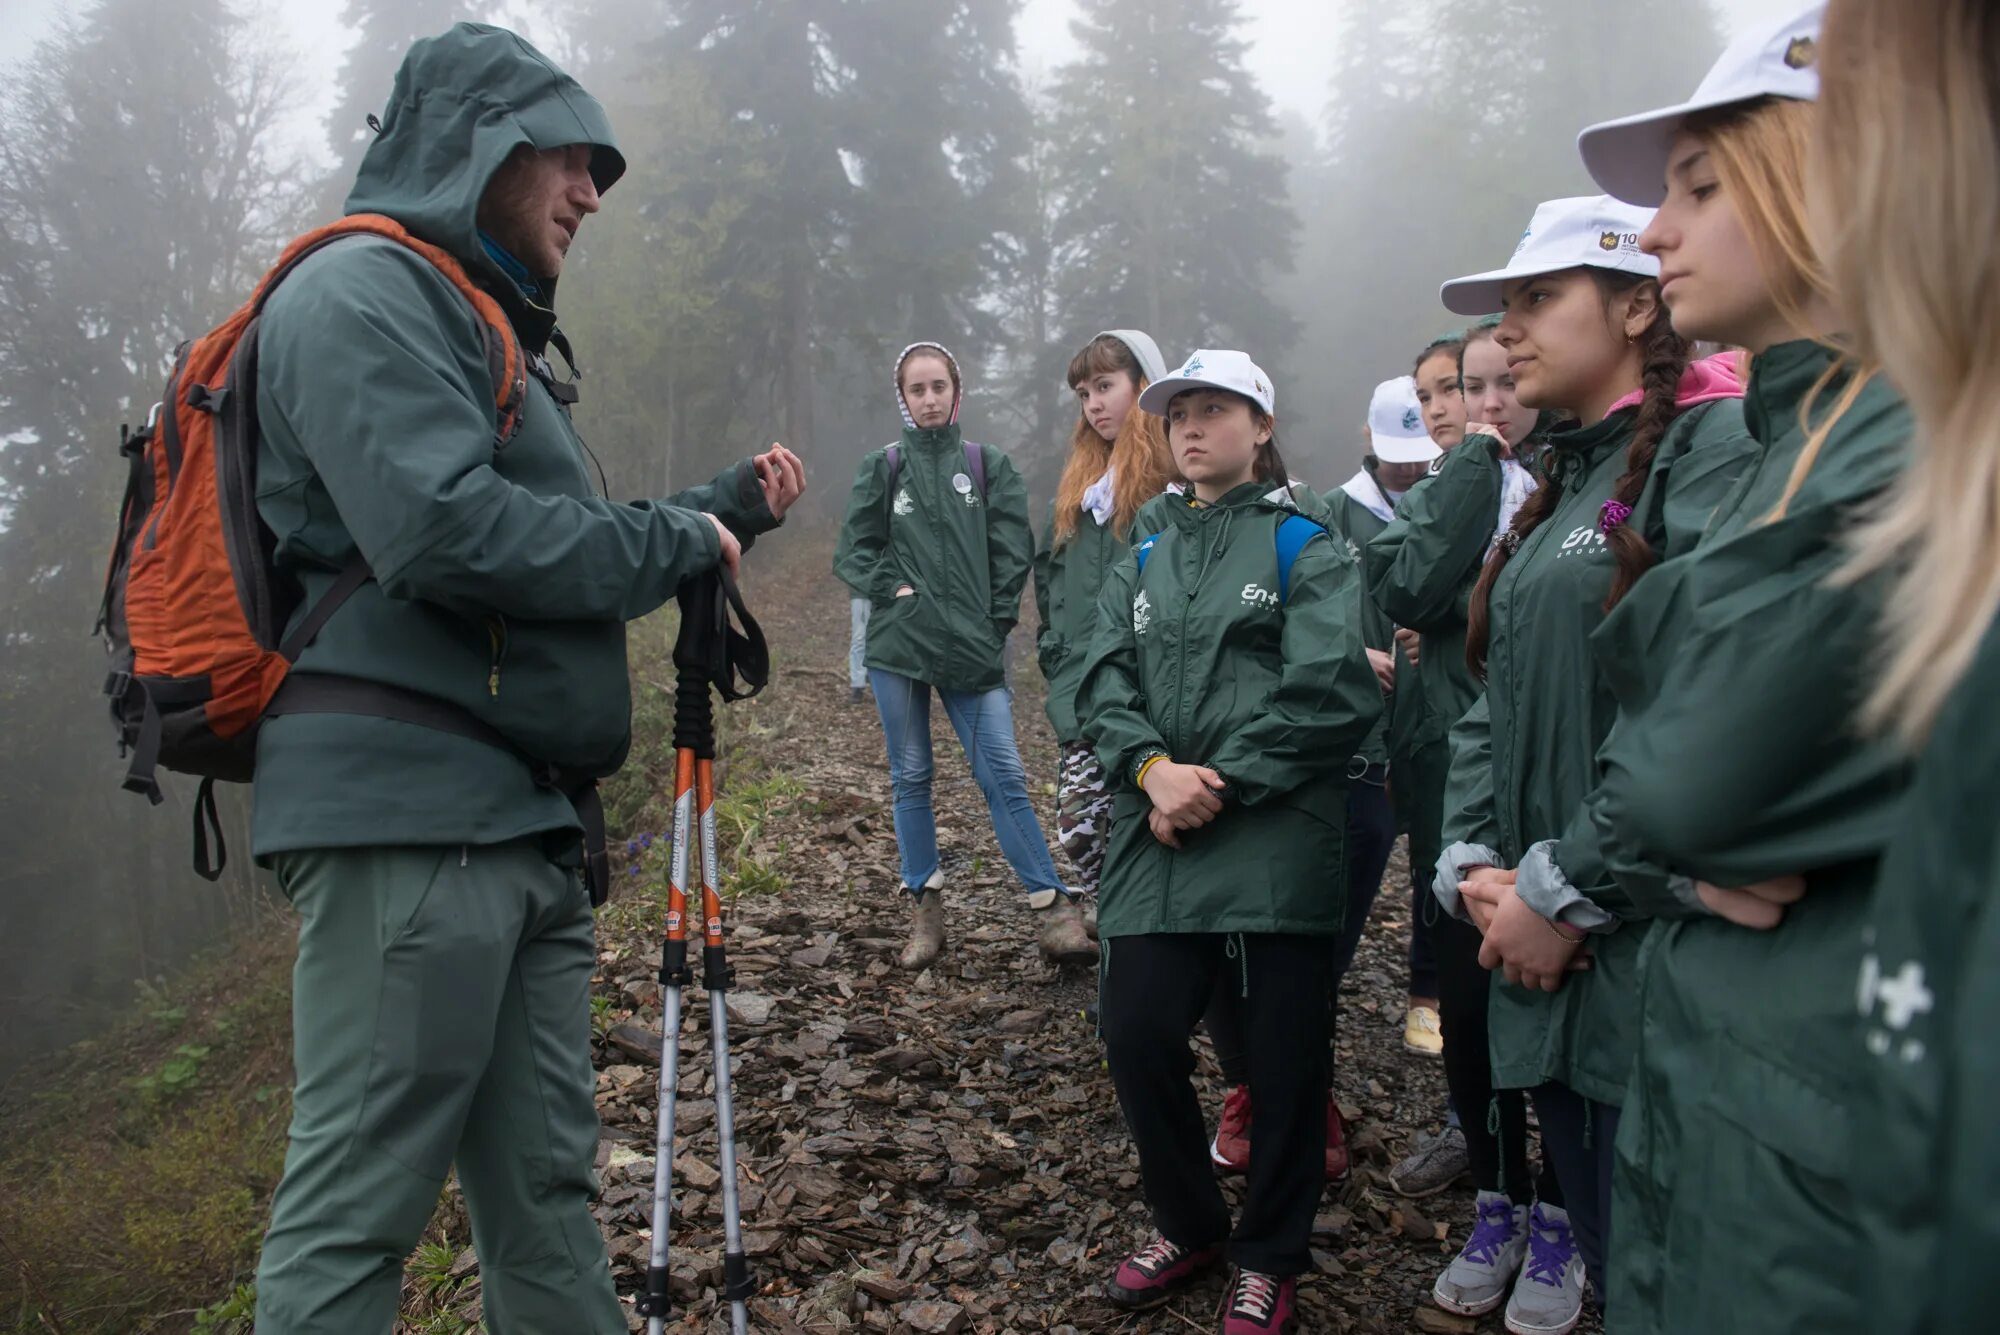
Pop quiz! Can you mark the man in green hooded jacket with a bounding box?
[248,25,802,1334]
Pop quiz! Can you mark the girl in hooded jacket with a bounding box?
[1365,320,1570,1306]
[1078,349,1381,1335]
[1032,331,1176,917]
[1535,4,1914,1329]
[1199,379,1423,1187]
[1427,194,1755,1331]
[1812,5,2000,1331]
[833,342,1098,972]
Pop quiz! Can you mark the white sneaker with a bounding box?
[1504,1201,1585,1335]
[1432,1190,1528,1317]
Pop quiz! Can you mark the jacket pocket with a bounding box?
[1675,1031,1860,1329]
[1702,1030,1851,1181]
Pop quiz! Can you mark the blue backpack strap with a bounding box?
[1134,531,1163,577]
[1274,513,1324,605]
[885,443,901,491]
[963,441,987,497]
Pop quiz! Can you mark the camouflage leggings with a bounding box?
[1057,742,1113,896]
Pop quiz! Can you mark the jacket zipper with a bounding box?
[487,614,508,697]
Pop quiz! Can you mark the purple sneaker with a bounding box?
[1106,1234,1224,1310]
[1220,1267,1298,1333]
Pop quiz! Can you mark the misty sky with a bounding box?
[4,0,1807,167]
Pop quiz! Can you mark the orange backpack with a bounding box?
[95,214,527,875]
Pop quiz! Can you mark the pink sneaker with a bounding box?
[1219,1267,1298,1333]
[1210,1084,1252,1173]
[1106,1234,1224,1310]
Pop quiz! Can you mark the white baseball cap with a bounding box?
[1367,376,1441,465]
[1439,195,1659,316]
[1577,0,1824,207]
[1139,349,1275,417]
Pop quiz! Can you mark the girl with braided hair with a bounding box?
[1425,194,1756,1331]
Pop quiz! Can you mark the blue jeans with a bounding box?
[848,598,870,690]
[868,668,1067,899]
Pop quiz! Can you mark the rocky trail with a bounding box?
[556,542,1576,1335]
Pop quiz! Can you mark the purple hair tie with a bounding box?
[1599,499,1634,534]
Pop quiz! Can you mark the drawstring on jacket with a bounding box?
[1224,933,1249,999]
[1488,1096,1506,1196]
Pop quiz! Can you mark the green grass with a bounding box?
[0,928,295,1333]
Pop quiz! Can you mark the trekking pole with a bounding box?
[638,568,769,1335]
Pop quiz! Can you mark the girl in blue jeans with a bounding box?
[833,341,1097,971]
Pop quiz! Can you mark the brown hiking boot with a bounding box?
[1035,892,1100,967]
[899,881,945,971]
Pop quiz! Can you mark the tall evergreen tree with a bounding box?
[0,0,306,1061]
[572,0,1032,470]
[1044,0,1298,377]
[1285,0,1725,471]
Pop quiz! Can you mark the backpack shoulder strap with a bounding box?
[1274,513,1325,605]
[258,215,528,445]
[964,441,988,497]
[1134,531,1164,577]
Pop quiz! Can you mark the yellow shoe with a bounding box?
[1403,1004,1443,1057]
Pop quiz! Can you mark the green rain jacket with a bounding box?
[1585,342,1911,1335]
[1076,484,1381,939]
[1430,398,1755,1106]
[1033,499,1135,744]
[1324,467,1405,769]
[832,343,1033,696]
[1853,618,2000,1335]
[251,24,777,858]
[1364,436,1504,751]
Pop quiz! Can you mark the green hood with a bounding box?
[345,23,624,289]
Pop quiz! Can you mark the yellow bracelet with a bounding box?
[1135,754,1168,789]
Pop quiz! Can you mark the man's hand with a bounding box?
[1141,760,1227,829]
[1395,627,1422,668]
[1696,874,1806,930]
[1476,883,1589,992]
[704,514,741,578]
[754,443,806,520]
[1148,807,1182,849]
[1367,647,1397,693]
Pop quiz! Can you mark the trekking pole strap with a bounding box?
[673,567,769,709]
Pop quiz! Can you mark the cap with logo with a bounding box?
[1577,0,1824,207]
[1438,195,1659,316]
[1367,376,1441,465]
[1138,349,1275,417]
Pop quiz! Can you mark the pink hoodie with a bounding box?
[1605,350,1745,417]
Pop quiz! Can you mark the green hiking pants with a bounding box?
[253,841,625,1335]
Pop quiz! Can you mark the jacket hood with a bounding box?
[344,23,624,289]
[1340,467,1396,522]
[1096,329,1169,384]
[1605,350,1747,418]
[894,341,964,430]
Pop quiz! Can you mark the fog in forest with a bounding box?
[0,0,1780,1071]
